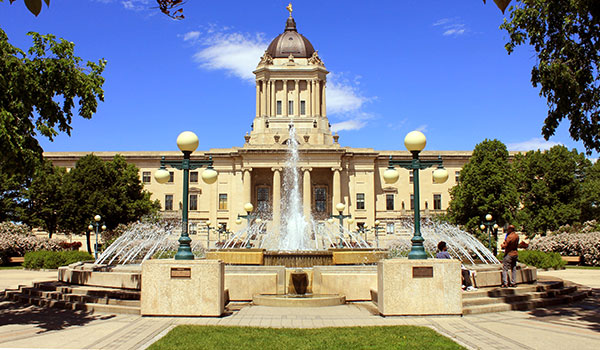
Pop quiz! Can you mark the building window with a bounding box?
[168,171,174,183]
[386,194,394,211]
[434,194,442,210]
[288,100,294,115]
[276,101,282,115]
[455,171,460,184]
[356,193,365,210]
[386,222,395,235]
[257,187,270,212]
[189,194,198,211]
[410,194,414,210]
[409,170,414,184]
[314,187,327,212]
[300,100,306,115]
[219,194,228,210]
[142,171,151,183]
[189,223,197,235]
[190,171,198,183]
[165,194,173,211]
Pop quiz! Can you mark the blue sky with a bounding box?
[1,0,596,157]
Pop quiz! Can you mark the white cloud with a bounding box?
[331,120,367,133]
[183,31,201,42]
[415,125,428,133]
[326,79,368,114]
[433,18,467,37]
[507,138,562,151]
[188,30,268,82]
[121,0,148,11]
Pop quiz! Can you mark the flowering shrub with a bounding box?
[529,232,600,266]
[0,222,62,265]
[58,241,82,250]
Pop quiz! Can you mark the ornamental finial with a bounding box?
[286,2,293,17]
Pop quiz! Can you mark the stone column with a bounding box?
[283,80,288,117]
[315,80,321,117]
[302,168,312,219]
[255,81,260,117]
[271,80,276,116]
[332,167,341,212]
[295,79,300,117]
[272,168,281,228]
[265,80,270,116]
[307,79,312,118]
[321,80,326,117]
[243,168,252,206]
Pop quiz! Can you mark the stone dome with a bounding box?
[266,16,315,58]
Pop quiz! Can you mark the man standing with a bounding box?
[501,225,519,288]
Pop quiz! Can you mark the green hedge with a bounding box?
[23,250,94,269]
[497,250,566,269]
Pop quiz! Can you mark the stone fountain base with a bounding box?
[253,293,346,307]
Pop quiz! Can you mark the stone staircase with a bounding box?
[462,280,592,315]
[1,281,140,315]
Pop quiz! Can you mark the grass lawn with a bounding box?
[148,325,465,350]
[0,265,23,270]
[565,265,600,270]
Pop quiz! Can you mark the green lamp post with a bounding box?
[330,202,351,248]
[88,214,106,260]
[383,131,448,259]
[238,202,259,248]
[154,131,218,260]
[480,214,499,254]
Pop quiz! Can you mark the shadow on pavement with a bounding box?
[526,288,600,333]
[0,299,115,333]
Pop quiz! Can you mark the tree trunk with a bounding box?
[86,231,92,254]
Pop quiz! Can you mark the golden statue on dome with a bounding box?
[286,2,293,16]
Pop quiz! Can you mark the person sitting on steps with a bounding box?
[435,241,477,291]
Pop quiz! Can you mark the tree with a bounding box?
[0,27,106,179]
[513,145,589,235]
[59,154,159,253]
[579,160,600,222]
[447,139,519,236]
[23,159,66,238]
[501,1,600,154]
[0,171,26,223]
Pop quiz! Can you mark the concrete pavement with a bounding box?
[0,268,598,350]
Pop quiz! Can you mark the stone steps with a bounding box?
[2,281,141,315]
[462,281,591,315]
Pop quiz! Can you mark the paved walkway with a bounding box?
[0,268,599,349]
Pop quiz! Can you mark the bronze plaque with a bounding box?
[170,267,191,279]
[412,266,433,278]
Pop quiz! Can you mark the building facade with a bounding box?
[45,14,473,242]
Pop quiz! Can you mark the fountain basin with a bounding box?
[253,293,346,307]
[205,249,388,268]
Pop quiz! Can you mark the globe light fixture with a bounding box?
[331,202,351,248]
[176,131,199,152]
[89,214,106,260]
[481,214,497,254]
[238,202,259,248]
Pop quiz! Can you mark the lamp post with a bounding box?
[238,203,258,248]
[383,131,449,259]
[373,220,381,249]
[480,214,499,254]
[154,131,218,260]
[88,215,106,260]
[205,220,217,249]
[330,203,351,248]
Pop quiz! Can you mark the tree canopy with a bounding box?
[0,27,106,178]
[447,139,519,232]
[501,0,600,154]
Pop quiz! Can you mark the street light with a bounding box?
[480,214,498,254]
[238,202,259,248]
[205,220,218,249]
[88,214,106,260]
[154,131,218,260]
[373,220,381,249]
[330,202,351,248]
[383,131,448,259]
